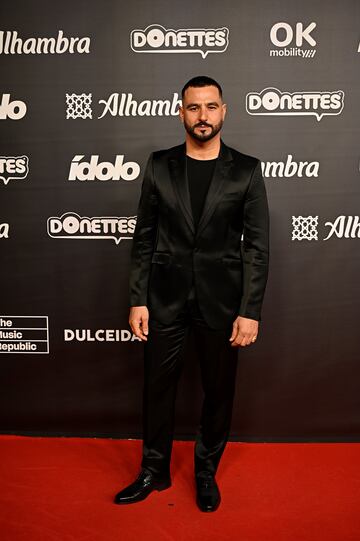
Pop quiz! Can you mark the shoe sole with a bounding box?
[113,479,172,504]
[155,479,172,491]
[196,499,221,512]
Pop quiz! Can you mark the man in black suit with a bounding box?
[114,76,270,512]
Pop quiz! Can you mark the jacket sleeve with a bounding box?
[129,152,159,306]
[238,160,270,321]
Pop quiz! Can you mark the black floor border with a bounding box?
[1,430,360,443]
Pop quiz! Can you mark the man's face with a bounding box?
[179,85,226,142]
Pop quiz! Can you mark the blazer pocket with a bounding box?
[222,256,242,268]
[221,192,242,201]
[151,252,171,264]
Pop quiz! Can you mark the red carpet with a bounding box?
[0,436,359,541]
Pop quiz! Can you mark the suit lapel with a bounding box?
[168,139,234,238]
[168,142,194,234]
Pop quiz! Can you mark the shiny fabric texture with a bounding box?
[141,284,239,478]
[129,139,270,329]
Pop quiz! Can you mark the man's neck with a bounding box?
[185,134,221,160]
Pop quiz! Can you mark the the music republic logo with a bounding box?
[47,212,136,244]
[246,87,344,121]
[131,24,229,58]
[0,316,49,353]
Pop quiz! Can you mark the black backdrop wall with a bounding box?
[1,0,359,441]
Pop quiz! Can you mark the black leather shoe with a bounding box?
[114,468,171,504]
[195,471,221,512]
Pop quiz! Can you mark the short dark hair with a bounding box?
[181,76,223,100]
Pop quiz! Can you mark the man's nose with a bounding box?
[198,107,208,121]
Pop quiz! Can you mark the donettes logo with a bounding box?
[130,24,229,58]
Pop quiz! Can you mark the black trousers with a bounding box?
[141,283,239,479]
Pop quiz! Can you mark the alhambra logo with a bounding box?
[0,30,91,54]
[261,155,319,178]
[292,216,360,241]
[66,92,182,119]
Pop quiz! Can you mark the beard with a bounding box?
[183,118,223,142]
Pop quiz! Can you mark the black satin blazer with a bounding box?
[129,139,270,330]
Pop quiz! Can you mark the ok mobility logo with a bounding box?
[130,24,229,58]
[246,87,344,121]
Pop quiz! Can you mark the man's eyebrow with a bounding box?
[185,101,220,108]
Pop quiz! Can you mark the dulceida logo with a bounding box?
[269,22,317,58]
[0,155,29,185]
[246,87,344,121]
[292,216,360,241]
[47,212,136,244]
[64,328,141,342]
[130,24,229,58]
[261,155,319,179]
[0,30,91,54]
[68,155,140,181]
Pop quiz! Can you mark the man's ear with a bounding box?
[178,105,184,123]
[222,103,227,119]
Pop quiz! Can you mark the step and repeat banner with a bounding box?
[1,0,359,441]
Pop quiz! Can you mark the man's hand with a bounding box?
[129,306,149,341]
[229,316,259,347]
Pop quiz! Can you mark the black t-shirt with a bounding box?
[186,155,218,228]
